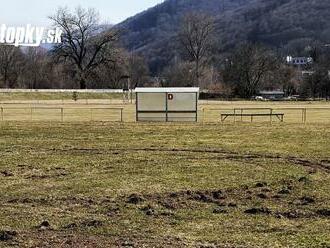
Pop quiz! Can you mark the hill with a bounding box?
[117,0,330,73]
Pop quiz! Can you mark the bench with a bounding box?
[221,113,284,122]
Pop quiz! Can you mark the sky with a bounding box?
[0,0,164,26]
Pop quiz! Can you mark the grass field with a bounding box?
[0,92,124,101]
[0,100,330,123]
[0,121,330,248]
[0,94,329,247]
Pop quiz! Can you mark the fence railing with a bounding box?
[0,107,124,122]
[0,89,125,93]
[201,107,330,124]
[1,106,329,124]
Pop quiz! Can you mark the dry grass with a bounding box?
[0,121,329,247]
[0,92,124,101]
[0,100,330,123]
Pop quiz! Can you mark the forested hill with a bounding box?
[117,0,330,73]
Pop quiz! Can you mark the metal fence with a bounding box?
[0,89,125,93]
[1,106,330,124]
[0,107,124,122]
[0,89,135,105]
[201,107,330,124]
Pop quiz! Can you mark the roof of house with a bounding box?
[259,91,285,95]
[135,87,200,93]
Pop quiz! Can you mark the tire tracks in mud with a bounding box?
[48,147,330,173]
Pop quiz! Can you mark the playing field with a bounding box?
[0,95,330,247]
[0,99,330,123]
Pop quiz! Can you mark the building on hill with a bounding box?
[301,70,315,76]
[259,90,285,100]
[286,56,313,66]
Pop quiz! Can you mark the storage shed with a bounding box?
[135,87,199,122]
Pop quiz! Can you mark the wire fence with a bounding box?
[0,90,135,105]
[0,106,330,124]
[0,107,124,122]
[201,107,330,124]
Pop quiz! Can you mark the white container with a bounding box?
[135,87,199,122]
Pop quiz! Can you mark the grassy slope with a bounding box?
[0,122,329,247]
[0,92,124,101]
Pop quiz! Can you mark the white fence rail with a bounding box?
[0,107,124,122]
[0,89,128,93]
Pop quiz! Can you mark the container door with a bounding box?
[137,93,166,121]
[167,92,197,122]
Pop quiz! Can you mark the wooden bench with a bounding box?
[221,113,284,122]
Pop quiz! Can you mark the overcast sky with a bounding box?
[0,0,164,26]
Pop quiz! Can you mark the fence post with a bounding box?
[202,108,205,124]
[61,108,64,122]
[120,108,123,122]
[1,107,3,121]
[234,109,236,123]
[270,109,273,124]
[304,108,307,124]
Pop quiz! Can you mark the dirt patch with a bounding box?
[7,197,49,205]
[120,240,135,247]
[0,170,13,177]
[227,202,238,208]
[257,193,269,199]
[63,223,79,229]
[26,171,68,179]
[106,206,121,217]
[212,190,226,200]
[296,196,316,205]
[81,219,103,228]
[255,182,268,188]
[0,230,17,241]
[141,205,157,216]
[63,219,103,229]
[127,194,145,204]
[275,210,314,219]
[244,207,272,215]
[213,207,228,214]
[153,189,229,209]
[278,188,291,195]
[18,231,115,248]
[37,221,52,231]
[191,191,218,203]
[316,209,330,217]
[120,180,316,218]
[161,199,181,210]
[62,196,97,205]
[298,176,310,183]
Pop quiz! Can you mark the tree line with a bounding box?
[163,12,330,99]
[0,7,329,99]
[0,7,149,90]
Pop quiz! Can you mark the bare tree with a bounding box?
[223,43,277,98]
[90,48,129,89]
[22,47,48,89]
[128,54,149,88]
[0,45,23,88]
[162,61,196,87]
[49,7,120,89]
[178,12,215,86]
